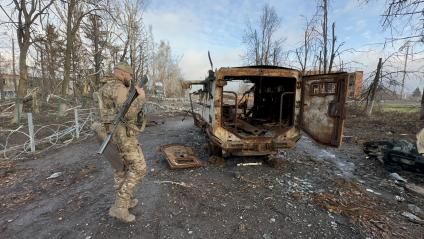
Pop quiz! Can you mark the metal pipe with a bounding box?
[280,92,295,127]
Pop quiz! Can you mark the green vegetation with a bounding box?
[347,102,420,114]
[378,103,420,113]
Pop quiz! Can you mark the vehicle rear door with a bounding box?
[300,73,349,147]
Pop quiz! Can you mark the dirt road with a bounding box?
[1,115,423,238]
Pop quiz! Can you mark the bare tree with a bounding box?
[376,0,424,118]
[400,44,409,100]
[150,41,184,97]
[107,0,151,81]
[38,24,63,96]
[295,15,317,73]
[380,1,424,43]
[328,22,336,72]
[316,0,344,74]
[360,49,420,115]
[54,0,106,113]
[243,4,284,66]
[1,0,54,122]
[321,0,328,73]
[83,13,109,90]
[0,53,4,102]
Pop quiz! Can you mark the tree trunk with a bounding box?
[303,30,308,74]
[47,47,56,94]
[93,14,101,89]
[40,50,47,98]
[61,0,75,116]
[62,1,74,96]
[17,48,28,98]
[400,45,409,100]
[120,38,129,62]
[318,51,322,74]
[328,22,336,73]
[0,53,3,102]
[366,58,383,117]
[12,46,29,123]
[12,38,17,95]
[420,86,424,120]
[0,76,4,102]
[322,0,328,74]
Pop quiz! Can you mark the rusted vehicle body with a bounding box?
[182,66,348,156]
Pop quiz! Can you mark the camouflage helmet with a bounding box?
[114,62,133,75]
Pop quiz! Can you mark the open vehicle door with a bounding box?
[300,73,349,147]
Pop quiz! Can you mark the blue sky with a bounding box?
[144,0,424,93]
[0,0,421,93]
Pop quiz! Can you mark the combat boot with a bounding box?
[129,199,138,208]
[109,205,135,223]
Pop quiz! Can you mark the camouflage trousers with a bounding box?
[112,125,147,208]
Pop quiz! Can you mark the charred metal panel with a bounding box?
[160,144,203,169]
[300,73,348,147]
[328,102,344,118]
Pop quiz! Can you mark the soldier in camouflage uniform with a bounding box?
[93,62,147,223]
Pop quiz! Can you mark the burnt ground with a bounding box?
[1,112,424,239]
[345,106,424,144]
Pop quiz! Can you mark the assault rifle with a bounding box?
[97,75,149,154]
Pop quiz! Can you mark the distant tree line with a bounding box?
[0,0,185,122]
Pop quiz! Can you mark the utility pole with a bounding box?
[400,45,409,100]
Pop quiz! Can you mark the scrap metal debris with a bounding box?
[47,172,63,179]
[407,204,423,215]
[401,212,424,224]
[366,188,382,196]
[160,144,203,169]
[405,183,424,197]
[388,172,407,183]
[153,180,192,188]
[237,162,262,166]
[363,140,424,173]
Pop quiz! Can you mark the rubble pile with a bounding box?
[144,98,191,114]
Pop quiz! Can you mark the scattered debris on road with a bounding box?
[389,172,407,183]
[405,183,424,197]
[401,211,424,224]
[237,162,263,166]
[46,172,63,179]
[2,111,424,238]
[153,180,192,188]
